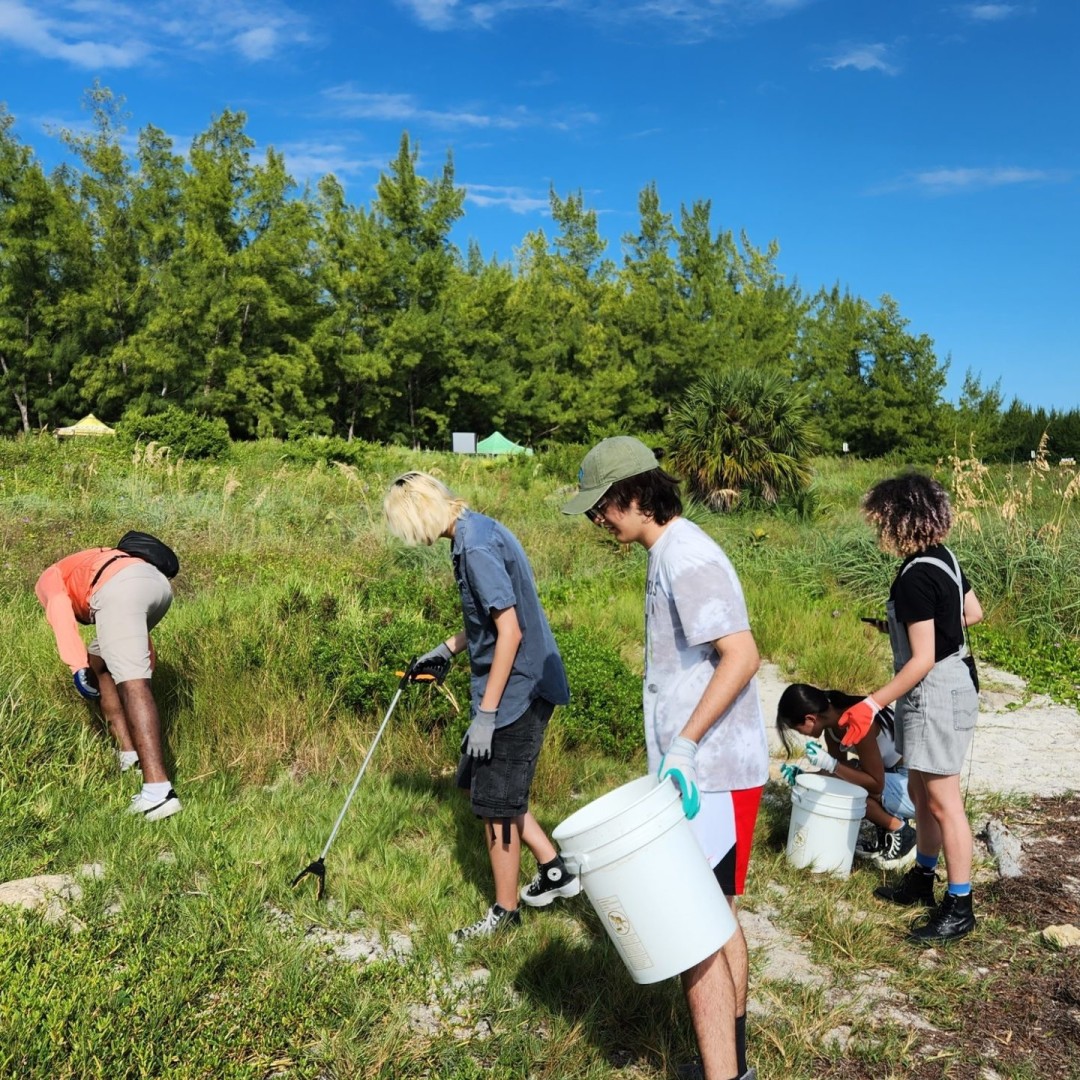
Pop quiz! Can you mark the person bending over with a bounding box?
[777,683,917,869]
[36,540,181,821]
[384,472,578,944]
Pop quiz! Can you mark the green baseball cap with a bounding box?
[562,436,660,515]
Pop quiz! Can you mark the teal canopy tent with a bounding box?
[476,430,533,455]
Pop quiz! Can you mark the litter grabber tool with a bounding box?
[291,660,434,899]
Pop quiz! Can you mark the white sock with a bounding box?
[118,750,140,772]
[142,781,172,803]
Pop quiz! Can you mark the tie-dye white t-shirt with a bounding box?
[644,517,769,792]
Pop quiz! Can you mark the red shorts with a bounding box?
[712,785,764,897]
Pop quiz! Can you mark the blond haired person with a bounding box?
[848,473,983,943]
[384,472,577,942]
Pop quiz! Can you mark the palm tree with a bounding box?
[666,366,819,510]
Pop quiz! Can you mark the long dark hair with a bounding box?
[775,683,864,755]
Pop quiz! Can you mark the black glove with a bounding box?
[411,642,454,684]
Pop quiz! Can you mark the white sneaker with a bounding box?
[128,789,182,822]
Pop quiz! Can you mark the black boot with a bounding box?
[908,891,975,944]
[874,865,936,907]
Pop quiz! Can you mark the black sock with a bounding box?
[735,1014,747,1075]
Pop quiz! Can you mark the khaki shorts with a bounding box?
[88,562,173,684]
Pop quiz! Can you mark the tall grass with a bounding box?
[3,435,1078,1078]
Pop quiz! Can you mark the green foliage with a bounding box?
[280,434,373,469]
[17,84,1072,455]
[667,366,819,509]
[554,626,642,758]
[115,404,232,459]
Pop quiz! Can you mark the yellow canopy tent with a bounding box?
[55,414,116,438]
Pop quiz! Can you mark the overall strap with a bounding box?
[89,553,132,590]
[901,548,969,651]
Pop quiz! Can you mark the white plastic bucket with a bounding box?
[785,773,867,877]
[552,775,737,985]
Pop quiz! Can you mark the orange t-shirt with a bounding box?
[35,549,135,672]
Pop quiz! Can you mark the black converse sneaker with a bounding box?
[877,822,917,869]
[855,823,885,858]
[449,903,521,944]
[519,857,582,908]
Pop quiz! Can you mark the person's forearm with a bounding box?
[445,630,467,655]
[43,594,88,672]
[873,655,934,709]
[830,759,884,796]
[479,610,522,713]
[680,631,760,744]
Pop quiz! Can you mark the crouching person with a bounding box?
[383,472,578,943]
[36,536,181,821]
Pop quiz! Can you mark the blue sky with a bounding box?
[1,0,1077,411]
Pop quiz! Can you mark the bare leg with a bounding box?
[908,770,943,858]
[519,811,558,865]
[485,815,524,910]
[922,773,972,884]
[681,947,738,1079]
[115,679,169,784]
[87,655,134,752]
[722,899,749,1017]
[865,796,902,831]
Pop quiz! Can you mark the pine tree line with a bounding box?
[1,86,1073,460]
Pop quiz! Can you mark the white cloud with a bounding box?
[274,140,393,183]
[464,182,549,213]
[233,25,278,60]
[323,84,598,133]
[910,166,1061,193]
[0,0,310,68]
[871,166,1069,196]
[964,4,1020,21]
[396,0,462,29]
[823,42,899,75]
[398,0,816,39]
[0,0,150,68]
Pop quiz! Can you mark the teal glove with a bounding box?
[805,739,839,773]
[780,762,802,786]
[658,736,701,819]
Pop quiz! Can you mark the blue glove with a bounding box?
[805,739,839,773]
[780,762,802,786]
[73,667,100,700]
[658,736,701,819]
[463,708,497,760]
[412,642,454,684]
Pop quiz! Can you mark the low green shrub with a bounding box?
[116,405,232,460]
[555,625,641,758]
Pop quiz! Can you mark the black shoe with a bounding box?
[874,865,936,907]
[855,823,885,858]
[877,822,918,870]
[520,857,582,908]
[676,1064,756,1080]
[908,891,975,944]
[449,903,521,944]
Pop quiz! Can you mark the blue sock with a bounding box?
[947,882,971,897]
[915,850,938,872]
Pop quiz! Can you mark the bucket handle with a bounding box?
[790,786,805,809]
[560,852,589,876]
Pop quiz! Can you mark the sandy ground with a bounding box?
[757,660,1080,797]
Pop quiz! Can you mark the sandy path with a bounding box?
[757,660,1079,797]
